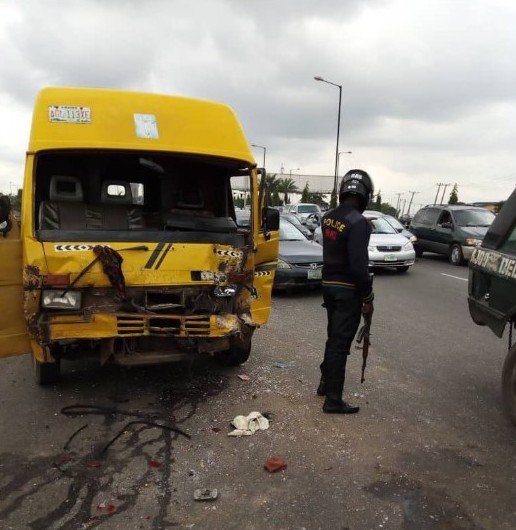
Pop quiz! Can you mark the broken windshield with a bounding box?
[34,151,251,245]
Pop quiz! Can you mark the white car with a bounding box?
[313,214,416,272]
[289,203,322,223]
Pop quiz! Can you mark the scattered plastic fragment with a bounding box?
[96,502,117,515]
[148,460,162,468]
[272,361,294,369]
[264,457,287,473]
[86,460,102,468]
[194,489,218,501]
[228,412,269,437]
[237,374,251,381]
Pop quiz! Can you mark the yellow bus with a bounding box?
[0,87,279,384]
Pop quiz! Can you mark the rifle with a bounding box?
[356,312,372,383]
[356,273,374,383]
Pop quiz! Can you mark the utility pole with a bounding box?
[395,192,404,216]
[400,199,407,216]
[440,183,451,204]
[407,191,419,215]
[434,183,442,205]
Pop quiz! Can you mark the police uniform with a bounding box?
[319,169,374,414]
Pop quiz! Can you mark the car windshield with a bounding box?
[384,215,404,231]
[298,205,318,213]
[279,219,306,241]
[454,209,495,227]
[369,217,397,234]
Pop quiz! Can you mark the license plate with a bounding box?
[384,254,397,261]
[307,268,322,280]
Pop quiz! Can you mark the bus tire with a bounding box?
[34,357,61,385]
[219,334,252,366]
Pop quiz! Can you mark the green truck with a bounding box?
[468,189,516,425]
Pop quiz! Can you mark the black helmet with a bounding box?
[339,169,374,212]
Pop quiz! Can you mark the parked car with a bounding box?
[468,188,516,424]
[364,211,416,242]
[288,203,322,224]
[313,213,415,272]
[364,214,416,272]
[281,213,313,239]
[410,205,495,265]
[274,218,323,290]
[235,209,251,227]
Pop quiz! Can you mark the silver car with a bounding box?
[314,214,416,272]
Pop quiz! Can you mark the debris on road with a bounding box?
[272,361,294,369]
[228,411,270,437]
[264,457,287,473]
[237,374,251,381]
[96,501,117,515]
[63,423,88,450]
[148,459,162,468]
[194,489,218,501]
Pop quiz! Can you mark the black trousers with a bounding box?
[321,285,363,397]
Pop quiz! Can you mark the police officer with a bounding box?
[317,169,374,414]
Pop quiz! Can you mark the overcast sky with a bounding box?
[0,0,515,209]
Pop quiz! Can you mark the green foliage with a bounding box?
[277,177,298,205]
[271,190,283,206]
[448,183,459,205]
[375,190,382,210]
[301,182,310,203]
[330,188,337,208]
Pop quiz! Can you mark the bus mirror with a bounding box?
[264,207,279,231]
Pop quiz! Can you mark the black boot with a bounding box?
[323,394,360,414]
[316,375,326,396]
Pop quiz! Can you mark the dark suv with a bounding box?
[410,205,495,265]
[468,189,516,425]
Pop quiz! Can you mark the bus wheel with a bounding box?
[502,343,516,426]
[218,334,252,366]
[34,357,61,385]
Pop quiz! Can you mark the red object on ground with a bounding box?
[264,457,287,473]
[148,459,162,468]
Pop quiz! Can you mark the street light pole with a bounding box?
[251,144,266,169]
[337,151,352,185]
[314,76,343,206]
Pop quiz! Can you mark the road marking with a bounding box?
[441,273,468,282]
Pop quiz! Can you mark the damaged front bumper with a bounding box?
[46,311,243,340]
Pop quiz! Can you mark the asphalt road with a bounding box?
[0,255,515,529]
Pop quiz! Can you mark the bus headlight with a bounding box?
[42,290,82,310]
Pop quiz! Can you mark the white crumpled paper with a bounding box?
[228,411,270,437]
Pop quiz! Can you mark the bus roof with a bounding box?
[29,87,255,166]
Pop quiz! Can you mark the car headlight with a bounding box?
[276,259,291,269]
[465,238,482,247]
[368,246,376,252]
[403,241,414,251]
[42,290,82,309]
[410,235,417,243]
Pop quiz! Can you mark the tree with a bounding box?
[379,202,397,216]
[277,177,298,205]
[448,184,458,205]
[301,182,310,203]
[374,190,382,211]
[330,189,337,208]
[264,173,280,205]
[271,190,282,206]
